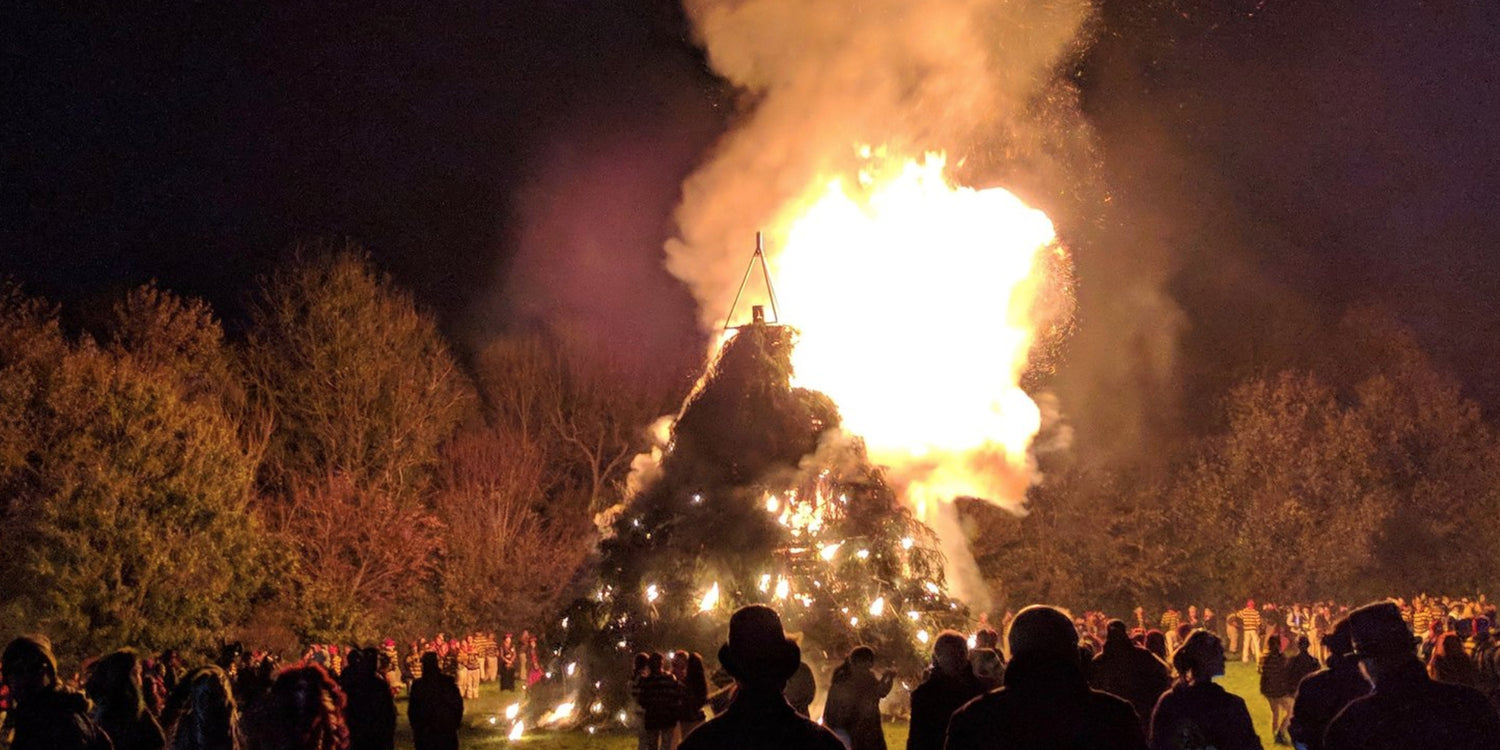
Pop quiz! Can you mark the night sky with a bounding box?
[5,1,1500,441]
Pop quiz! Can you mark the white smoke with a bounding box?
[663,0,1094,612]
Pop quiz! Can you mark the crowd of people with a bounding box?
[9,593,1500,750]
[636,596,1500,750]
[0,626,560,750]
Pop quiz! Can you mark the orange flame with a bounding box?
[763,150,1058,518]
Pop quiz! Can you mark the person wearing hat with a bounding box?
[1,635,113,750]
[1288,618,1370,750]
[678,605,844,750]
[1324,601,1500,750]
[945,605,1147,750]
[906,631,983,750]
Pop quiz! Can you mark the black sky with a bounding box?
[5,1,1500,432]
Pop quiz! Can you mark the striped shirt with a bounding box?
[1239,607,1262,632]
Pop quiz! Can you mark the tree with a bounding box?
[475,331,676,514]
[0,285,272,660]
[433,428,594,631]
[1170,372,1387,602]
[239,245,476,637]
[241,245,475,499]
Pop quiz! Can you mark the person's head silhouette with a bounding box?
[718,605,801,690]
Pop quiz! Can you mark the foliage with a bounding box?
[0,285,272,661]
[240,244,476,500]
[432,428,595,632]
[239,245,477,638]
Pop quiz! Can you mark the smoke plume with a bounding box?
[664,0,1098,610]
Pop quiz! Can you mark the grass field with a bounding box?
[395,662,1280,750]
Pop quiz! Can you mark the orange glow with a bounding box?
[765,150,1056,517]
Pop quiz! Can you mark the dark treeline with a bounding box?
[0,243,683,663]
[978,307,1500,614]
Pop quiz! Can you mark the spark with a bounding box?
[856,549,870,560]
[646,584,660,603]
[901,537,914,550]
[759,574,771,593]
[849,616,860,627]
[566,662,577,676]
[869,597,886,617]
[765,495,780,513]
[819,544,840,561]
[967,634,977,649]
[505,704,521,721]
[774,577,790,600]
[917,630,931,644]
[509,722,524,741]
[907,611,921,621]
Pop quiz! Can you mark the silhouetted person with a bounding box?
[968,649,1003,691]
[1148,630,1260,750]
[1289,619,1369,750]
[1428,632,1479,687]
[635,653,684,750]
[783,661,815,717]
[1325,601,1500,750]
[678,653,710,744]
[1258,634,1294,744]
[164,666,241,750]
[1144,630,1168,662]
[1285,636,1320,697]
[243,665,349,750]
[907,631,983,750]
[1091,619,1172,733]
[1,635,113,750]
[340,648,395,750]
[678,605,843,750]
[406,653,462,750]
[946,605,1148,750]
[87,649,166,750]
[825,646,895,750]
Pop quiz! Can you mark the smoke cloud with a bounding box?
[668,0,1096,327]
[664,0,1100,611]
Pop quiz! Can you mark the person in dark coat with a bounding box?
[163,666,242,750]
[406,653,463,750]
[1,635,114,750]
[1090,619,1172,733]
[945,605,1148,750]
[340,648,395,750]
[824,646,895,750]
[1147,630,1260,750]
[906,631,983,750]
[1289,619,1369,750]
[241,664,349,750]
[1325,601,1500,750]
[1284,636,1320,697]
[86,649,166,750]
[678,605,843,750]
[633,653,684,750]
[783,661,816,717]
[1258,634,1294,744]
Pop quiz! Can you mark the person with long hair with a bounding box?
[165,666,241,750]
[243,664,349,750]
[86,648,167,750]
[1429,632,1480,687]
[1258,633,1293,744]
[824,646,895,750]
[677,653,709,745]
[1148,630,1260,750]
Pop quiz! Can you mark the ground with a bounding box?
[394,662,1283,749]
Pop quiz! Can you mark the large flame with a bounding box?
[764,150,1057,519]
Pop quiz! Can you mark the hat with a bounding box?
[1348,602,1419,659]
[718,605,800,685]
[1008,605,1079,661]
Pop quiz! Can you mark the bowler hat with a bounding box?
[1348,602,1419,659]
